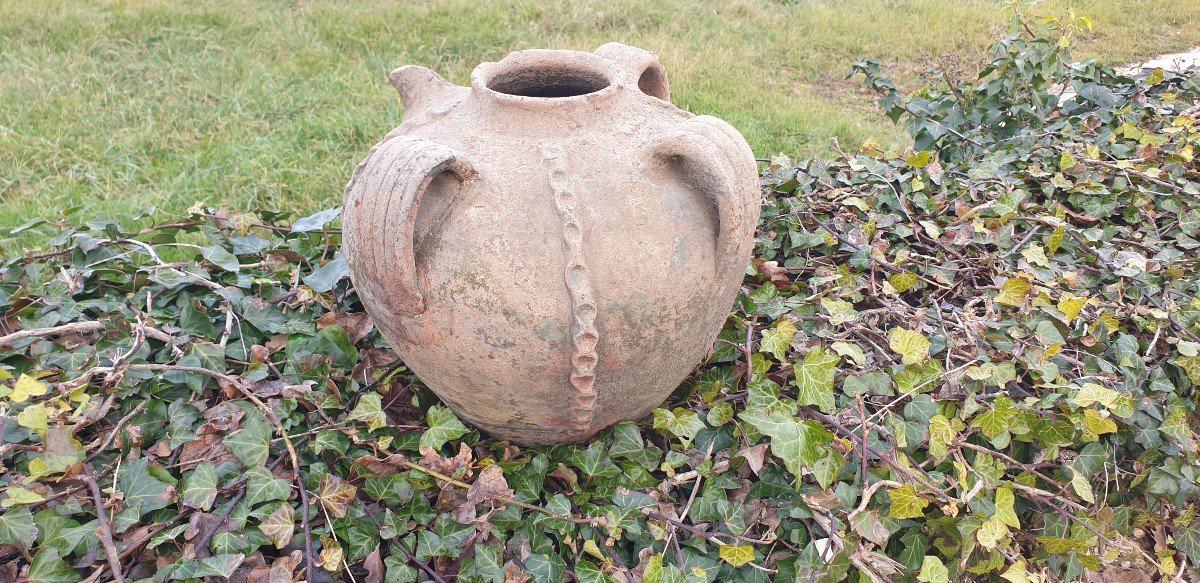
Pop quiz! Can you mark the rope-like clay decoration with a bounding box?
[541,144,599,433]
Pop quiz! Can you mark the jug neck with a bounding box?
[469,49,626,115]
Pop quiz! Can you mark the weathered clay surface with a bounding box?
[343,43,760,444]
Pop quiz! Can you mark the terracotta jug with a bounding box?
[343,43,759,445]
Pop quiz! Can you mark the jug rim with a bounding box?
[470,49,625,107]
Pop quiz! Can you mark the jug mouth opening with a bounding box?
[473,50,621,103]
[488,66,609,98]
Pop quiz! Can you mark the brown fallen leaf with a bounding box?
[420,442,474,479]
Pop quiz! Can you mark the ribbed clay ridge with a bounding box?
[541,144,599,434]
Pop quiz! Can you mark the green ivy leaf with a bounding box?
[916,555,948,583]
[795,347,839,413]
[719,544,756,567]
[995,486,1019,528]
[117,458,175,518]
[652,407,704,445]
[244,466,290,507]
[888,327,930,365]
[888,484,929,519]
[349,392,388,433]
[0,505,37,548]
[977,516,1008,549]
[739,408,831,482]
[420,405,469,450]
[26,548,81,583]
[226,410,271,467]
[759,318,797,360]
[928,414,956,460]
[201,245,240,272]
[181,462,218,511]
[1070,468,1096,504]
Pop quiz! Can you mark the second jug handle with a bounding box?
[343,135,477,323]
[594,43,670,101]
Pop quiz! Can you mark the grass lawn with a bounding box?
[2,0,1198,239]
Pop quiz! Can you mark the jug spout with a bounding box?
[389,65,461,119]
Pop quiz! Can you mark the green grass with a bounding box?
[2,0,1199,237]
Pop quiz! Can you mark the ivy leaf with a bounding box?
[759,318,796,360]
[995,486,1019,528]
[1174,524,1200,564]
[888,328,930,365]
[928,414,956,460]
[642,553,665,583]
[1058,151,1078,171]
[2,487,46,507]
[739,409,831,481]
[319,535,344,572]
[888,272,919,293]
[1001,560,1032,583]
[349,392,387,432]
[795,347,839,413]
[303,256,349,293]
[820,297,859,325]
[1057,293,1087,322]
[916,555,948,583]
[292,207,342,232]
[907,150,933,168]
[718,544,756,567]
[226,410,271,468]
[318,474,357,519]
[0,506,38,547]
[10,374,49,402]
[117,458,175,517]
[201,246,240,272]
[1082,409,1117,438]
[888,484,929,519]
[523,553,566,583]
[260,502,295,549]
[1070,469,1096,504]
[995,277,1033,307]
[977,516,1009,549]
[420,405,469,450]
[971,397,1017,444]
[17,402,48,431]
[1071,383,1119,409]
[244,466,290,507]
[181,462,218,511]
[707,401,735,426]
[26,548,81,583]
[1161,407,1196,452]
[1038,536,1090,555]
[811,451,845,490]
[652,407,704,445]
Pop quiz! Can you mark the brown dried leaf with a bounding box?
[735,444,769,476]
[419,442,474,479]
[465,464,512,506]
[363,547,384,583]
[265,550,303,583]
[354,453,407,478]
[317,310,374,345]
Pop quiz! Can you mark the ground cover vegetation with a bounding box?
[2,0,1200,233]
[3,7,1200,583]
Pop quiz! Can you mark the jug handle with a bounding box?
[645,116,760,285]
[343,135,476,316]
[594,43,670,101]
